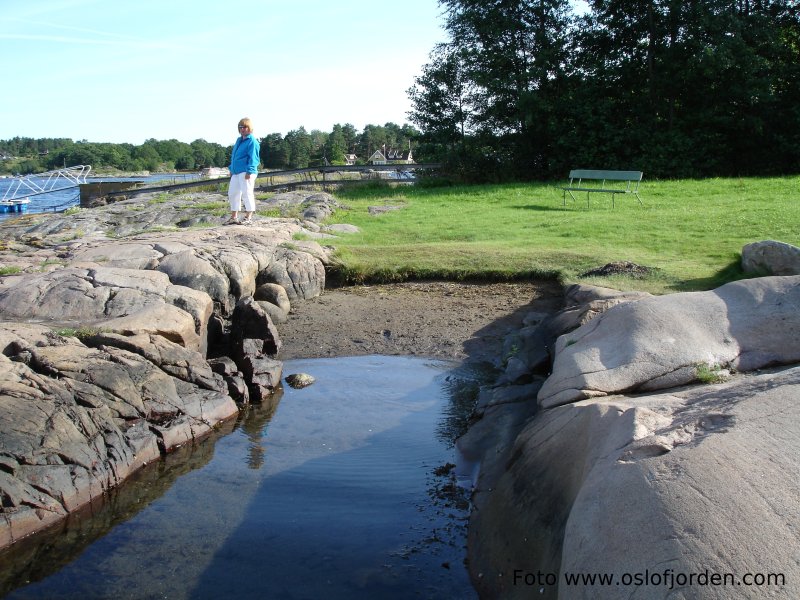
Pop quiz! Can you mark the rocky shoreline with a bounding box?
[459,248,800,599]
[1,190,799,599]
[0,190,337,548]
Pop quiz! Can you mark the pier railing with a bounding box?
[102,164,442,200]
[1,165,93,214]
[1,165,92,201]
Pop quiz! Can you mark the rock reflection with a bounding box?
[0,415,239,597]
[0,356,484,600]
[436,361,499,446]
[238,390,283,470]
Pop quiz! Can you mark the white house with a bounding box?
[368,149,387,165]
[368,146,413,165]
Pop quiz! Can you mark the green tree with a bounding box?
[357,124,386,161]
[190,139,217,168]
[341,123,359,154]
[410,0,573,179]
[260,133,287,169]
[17,158,42,174]
[132,144,162,172]
[285,127,312,168]
[572,0,800,176]
[325,124,348,164]
[409,44,471,149]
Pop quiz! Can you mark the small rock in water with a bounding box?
[285,373,316,389]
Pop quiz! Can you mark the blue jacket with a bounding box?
[229,134,260,174]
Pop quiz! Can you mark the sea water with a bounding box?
[0,355,487,599]
[0,173,200,220]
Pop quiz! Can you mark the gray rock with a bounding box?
[563,282,651,307]
[157,251,231,310]
[255,300,288,324]
[538,276,800,408]
[228,297,283,402]
[261,247,326,301]
[100,303,205,353]
[467,366,800,599]
[0,326,238,548]
[464,273,800,599]
[70,242,163,270]
[89,332,226,393]
[324,223,360,234]
[254,282,292,314]
[244,356,283,402]
[303,204,333,221]
[207,356,239,377]
[231,296,282,357]
[500,291,644,377]
[0,267,214,353]
[285,373,316,388]
[741,239,800,275]
[264,191,317,207]
[261,191,341,224]
[206,357,250,403]
[498,356,531,385]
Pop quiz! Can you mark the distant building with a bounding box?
[344,153,358,165]
[386,148,413,163]
[368,150,387,165]
[368,146,413,165]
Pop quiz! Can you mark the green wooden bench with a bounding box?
[562,169,643,208]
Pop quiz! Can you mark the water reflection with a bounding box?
[436,360,499,447]
[1,356,484,599]
[0,417,239,597]
[238,394,282,470]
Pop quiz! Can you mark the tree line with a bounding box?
[0,137,229,175]
[260,123,418,169]
[408,0,800,180]
[0,122,421,175]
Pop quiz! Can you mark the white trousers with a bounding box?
[228,172,257,212]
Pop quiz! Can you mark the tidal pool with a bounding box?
[0,355,487,599]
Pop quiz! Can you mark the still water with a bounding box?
[0,355,486,599]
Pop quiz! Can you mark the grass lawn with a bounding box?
[309,175,800,294]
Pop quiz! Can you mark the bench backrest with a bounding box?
[569,169,643,182]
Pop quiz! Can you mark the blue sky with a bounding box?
[0,0,448,145]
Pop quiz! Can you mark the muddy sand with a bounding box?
[278,280,564,364]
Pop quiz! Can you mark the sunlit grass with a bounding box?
[324,176,800,293]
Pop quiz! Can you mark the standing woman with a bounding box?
[226,117,260,225]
